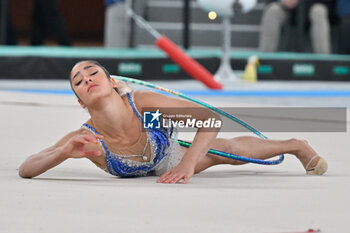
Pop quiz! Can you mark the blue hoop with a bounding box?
[111,75,284,165]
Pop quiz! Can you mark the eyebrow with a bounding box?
[72,65,95,80]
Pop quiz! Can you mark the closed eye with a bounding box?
[75,80,82,86]
[91,71,98,76]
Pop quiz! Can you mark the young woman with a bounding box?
[18,60,328,184]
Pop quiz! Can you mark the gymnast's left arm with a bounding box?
[158,126,219,184]
[134,91,221,184]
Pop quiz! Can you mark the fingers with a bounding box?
[157,171,186,184]
[80,135,103,157]
[67,134,103,158]
[170,176,182,184]
[157,171,171,183]
[161,174,179,183]
[95,134,104,139]
[72,134,103,145]
[81,134,103,143]
[84,150,102,157]
[182,176,190,184]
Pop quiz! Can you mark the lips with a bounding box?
[88,84,98,92]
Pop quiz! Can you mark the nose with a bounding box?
[84,77,93,85]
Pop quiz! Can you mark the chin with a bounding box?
[87,91,111,105]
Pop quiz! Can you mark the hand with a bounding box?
[115,80,133,96]
[61,134,103,159]
[157,160,195,184]
[281,0,299,9]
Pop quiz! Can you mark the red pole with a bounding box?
[156,35,223,90]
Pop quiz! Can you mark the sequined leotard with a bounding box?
[82,92,183,177]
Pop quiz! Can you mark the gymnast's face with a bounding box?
[70,61,118,108]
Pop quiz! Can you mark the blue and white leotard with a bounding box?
[81,91,183,177]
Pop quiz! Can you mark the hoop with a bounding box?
[111,75,284,165]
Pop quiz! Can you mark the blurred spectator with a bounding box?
[104,0,129,48]
[259,0,335,54]
[31,0,71,46]
[0,1,17,45]
[337,0,350,54]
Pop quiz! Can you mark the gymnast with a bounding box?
[18,60,328,183]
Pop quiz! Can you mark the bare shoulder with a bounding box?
[132,90,156,110]
[133,90,197,109]
[133,90,158,101]
[133,90,219,121]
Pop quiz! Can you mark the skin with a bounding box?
[19,61,322,184]
[281,0,299,9]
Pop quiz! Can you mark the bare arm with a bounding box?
[18,131,103,178]
[135,91,221,183]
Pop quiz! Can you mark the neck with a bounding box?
[87,93,139,143]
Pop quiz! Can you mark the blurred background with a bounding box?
[0,0,349,82]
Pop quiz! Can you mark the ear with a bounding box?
[78,99,86,109]
[110,78,118,88]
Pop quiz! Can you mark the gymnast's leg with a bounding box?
[193,137,326,175]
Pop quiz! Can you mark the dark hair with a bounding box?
[69,60,119,100]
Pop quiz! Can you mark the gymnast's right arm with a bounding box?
[18,131,103,178]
